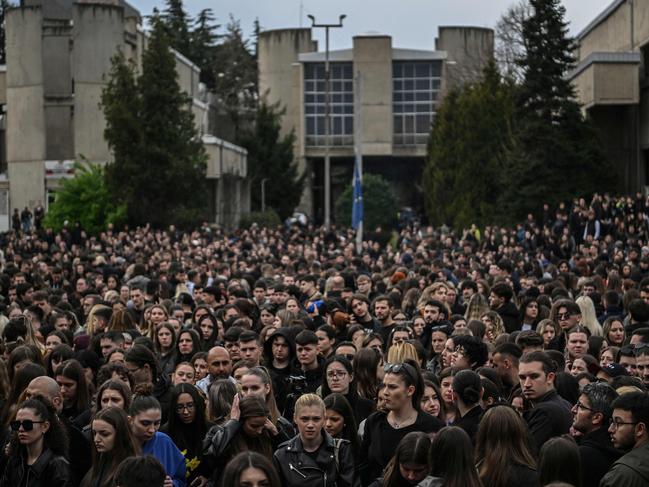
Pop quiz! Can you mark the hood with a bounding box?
[263,327,296,363]
[498,301,519,317]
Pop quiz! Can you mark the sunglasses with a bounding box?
[10,420,46,432]
[557,312,572,320]
[384,362,417,382]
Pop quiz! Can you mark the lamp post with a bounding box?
[261,178,269,213]
[308,14,346,230]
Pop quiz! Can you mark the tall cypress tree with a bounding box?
[160,0,193,59]
[499,0,615,221]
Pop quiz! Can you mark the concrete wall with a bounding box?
[436,27,494,89]
[258,29,316,137]
[73,3,125,164]
[6,7,46,211]
[353,35,393,155]
[573,62,639,108]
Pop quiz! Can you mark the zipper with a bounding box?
[289,463,307,479]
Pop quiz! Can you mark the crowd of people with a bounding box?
[0,192,648,487]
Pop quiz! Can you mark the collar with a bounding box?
[26,448,55,477]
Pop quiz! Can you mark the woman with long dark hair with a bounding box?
[55,359,92,429]
[323,393,360,453]
[475,406,538,487]
[81,407,139,487]
[353,347,382,402]
[161,383,210,486]
[421,426,482,487]
[194,312,219,351]
[220,451,282,487]
[321,355,375,424]
[176,329,201,363]
[0,396,71,487]
[154,322,178,379]
[372,431,431,487]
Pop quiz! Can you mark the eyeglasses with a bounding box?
[609,418,638,430]
[575,401,594,412]
[327,370,348,379]
[10,420,46,432]
[557,312,572,320]
[175,402,195,413]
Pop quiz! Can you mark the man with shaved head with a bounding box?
[26,376,92,485]
[196,346,233,394]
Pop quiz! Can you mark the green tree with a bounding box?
[424,61,515,228]
[190,8,220,89]
[499,0,615,221]
[335,173,397,230]
[160,0,192,59]
[239,102,303,220]
[0,1,13,65]
[43,163,126,234]
[102,18,207,228]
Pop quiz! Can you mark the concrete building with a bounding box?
[0,0,248,230]
[569,0,649,193]
[258,26,494,222]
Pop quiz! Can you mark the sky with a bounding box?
[130,0,615,50]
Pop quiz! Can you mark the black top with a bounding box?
[359,410,443,486]
[453,405,482,443]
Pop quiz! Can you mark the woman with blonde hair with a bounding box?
[107,308,136,332]
[481,311,505,343]
[386,342,419,365]
[86,304,112,336]
[140,304,168,338]
[575,295,603,337]
[464,293,490,322]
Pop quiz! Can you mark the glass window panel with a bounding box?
[393,63,403,77]
[431,62,442,77]
[306,117,315,135]
[332,93,342,103]
[404,79,414,90]
[415,91,431,101]
[416,104,430,112]
[316,81,325,91]
[394,115,402,134]
[394,92,403,102]
[404,92,414,102]
[404,63,414,77]
[317,117,325,135]
[394,104,403,113]
[344,93,353,103]
[333,117,342,135]
[432,79,441,90]
[405,115,414,133]
[416,79,430,90]
[344,81,353,91]
[344,117,353,134]
[415,63,430,77]
[416,114,430,133]
[343,64,353,78]
[344,105,354,114]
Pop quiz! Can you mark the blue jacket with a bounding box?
[142,431,186,487]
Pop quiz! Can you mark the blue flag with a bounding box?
[352,154,363,230]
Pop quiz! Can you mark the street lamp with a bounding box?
[308,14,346,230]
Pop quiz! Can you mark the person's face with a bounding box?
[100,338,120,358]
[431,331,447,354]
[382,373,414,411]
[357,279,371,294]
[413,319,425,337]
[453,319,467,331]
[491,352,512,381]
[130,289,144,308]
[451,344,471,370]
[286,299,299,314]
[225,341,241,360]
[157,327,173,349]
[296,343,318,367]
[253,287,266,303]
[567,332,589,358]
[56,375,77,407]
[571,393,598,434]
[335,345,356,361]
[178,333,194,355]
[442,338,454,368]
[440,376,454,405]
[172,364,196,385]
[542,324,556,345]
[76,279,88,294]
[637,354,649,386]
[120,286,130,301]
[325,408,345,437]
[351,299,368,318]
[54,317,70,331]
[489,292,503,309]
[239,340,261,367]
[607,321,625,346]
[433,287,447,302]
[45,335,63,353]
[208,349,232,379]
[239,466,270,487]
[295,405,324,442]
[92,419,116,453]
[391,330,411,347]
[570,358,588,376]
[326,361,351,394]
[130,408,161,443]
[240,374,270,399]
[193,358,208,380]
[600,349,616,367]
[519,361,554,400]
[199,319,214,340]
[374,301,391,321]
[260,310,275,327]
[14,408,49,446]
[423,305,440,323]
[399,463,429,485]
[526,302,539,319]
[609,408,640,450]
[557,306,579,330]
[367,339,383,355]
[108,351,125,365]
[316,331,334,355]
[243,416,267,438]
[175,392,196,424]
[150,307,166,324]
[271,336,290,362]
[126,361,151,385]
[100,388,125,410]
[421,385,440,417]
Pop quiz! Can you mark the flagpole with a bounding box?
[354,70,363,255]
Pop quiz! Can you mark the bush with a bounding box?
[239,210,281,229]
[335,173,397,230]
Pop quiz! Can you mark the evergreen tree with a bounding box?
[335,174,397,230]
[102,18,207,228]
[239,102,303,220]
[0,1,13,65]
[499,0,615,221]
[190,8,220,89]
[160,0,192,60]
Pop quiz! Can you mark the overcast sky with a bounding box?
[130,0,614,50]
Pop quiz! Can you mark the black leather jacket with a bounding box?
[274,431,358,487]
[0,447,72,487]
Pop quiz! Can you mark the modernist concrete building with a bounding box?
[258,26,494,222]
[0,0,248,230]
[569,0,649,193]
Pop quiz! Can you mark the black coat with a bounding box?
[0,448,72,487]
[274,431,358,487]
[523,389,572,451]
[453,405,482,443]
[496,301,520,333]
[577,426,622,487]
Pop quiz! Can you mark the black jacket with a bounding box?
[523,389,572,451]
[0,448,72,487]
[274,431,358,487]
[453,405,482,443]
[496,301,520,333]
[577,426,621,487]
[599,440,649,487]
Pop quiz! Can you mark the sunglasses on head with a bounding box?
[10,419,45,432]
[384,362,417,382]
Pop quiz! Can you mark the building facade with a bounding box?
[0,0,248,230]
[258,26,494,222]
[569,0,649,193]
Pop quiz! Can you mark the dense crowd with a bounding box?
[0,192,648,487]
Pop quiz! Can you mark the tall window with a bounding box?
[304,62,354,147]
[393,61,442,146]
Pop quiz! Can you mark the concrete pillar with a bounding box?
[6,7,46,211]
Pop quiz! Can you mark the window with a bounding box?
[304,62,354,147]
[393,61,442,146]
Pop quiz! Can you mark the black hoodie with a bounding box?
[263,328,296,413]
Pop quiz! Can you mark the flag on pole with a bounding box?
[352,152,363,230]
